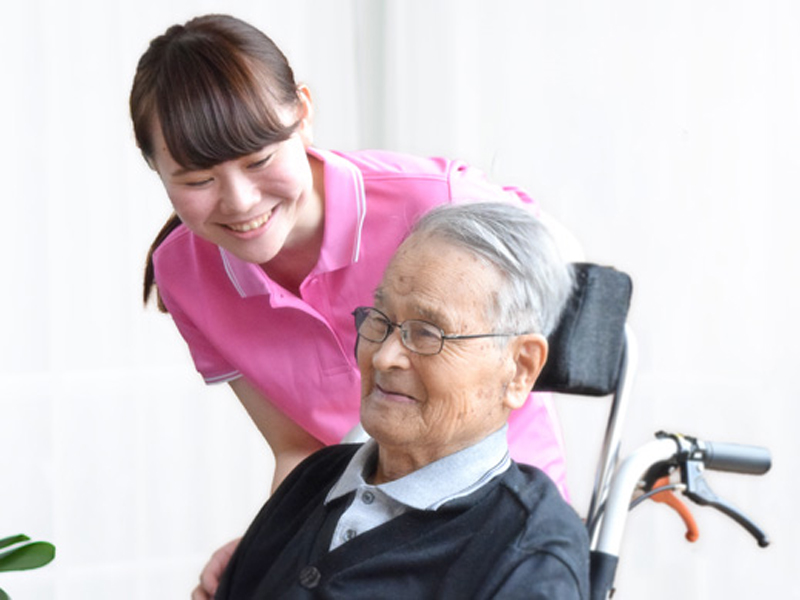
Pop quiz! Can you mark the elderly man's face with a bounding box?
[358,233,525,471]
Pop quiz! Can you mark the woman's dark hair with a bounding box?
[130,14,301,309]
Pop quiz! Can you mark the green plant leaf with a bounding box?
[0,542,55,572]
[0,586,9,600]
[0,536,29,551]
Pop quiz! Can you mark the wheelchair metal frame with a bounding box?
[550,266,772,600]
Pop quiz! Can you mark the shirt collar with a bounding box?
[326,426,511,511]
[309,147,366,271]
[219,147,366,298]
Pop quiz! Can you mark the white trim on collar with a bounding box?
[326,426,511,511]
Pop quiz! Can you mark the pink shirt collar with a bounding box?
[219,147,366,299]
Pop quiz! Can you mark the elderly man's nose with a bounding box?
[372,327,410,369]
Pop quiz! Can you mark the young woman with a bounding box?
[130,14,571,598]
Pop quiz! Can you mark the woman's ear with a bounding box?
[296,84,314,146]
[503,334,549,410]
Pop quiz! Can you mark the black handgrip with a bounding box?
[703,442,772,475]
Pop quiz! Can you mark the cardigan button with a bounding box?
[299,566,321,589]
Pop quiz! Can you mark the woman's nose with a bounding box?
[218,172,259,214]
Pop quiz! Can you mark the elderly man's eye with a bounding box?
[362,313,391,338]
[370,314,391,327]
[415,325,440,339]
[408,322,442,347]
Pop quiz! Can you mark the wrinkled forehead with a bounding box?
[376,233,500,326]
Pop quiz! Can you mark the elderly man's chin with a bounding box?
[362,384,413,412]
[360,386,500,454]
[361,387,421,435]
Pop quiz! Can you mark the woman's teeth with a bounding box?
[227,212,271,232]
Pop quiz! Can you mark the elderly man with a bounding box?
[215,202,590,599]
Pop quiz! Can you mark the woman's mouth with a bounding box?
[225,210,273,233]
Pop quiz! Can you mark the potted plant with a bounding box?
[0,535,55,600]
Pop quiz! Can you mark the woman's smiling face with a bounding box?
[150,118,320,267]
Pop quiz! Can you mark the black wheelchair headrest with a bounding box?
[535,263,633,396]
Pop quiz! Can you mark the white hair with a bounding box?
[410,202,573,337]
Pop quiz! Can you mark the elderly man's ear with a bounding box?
[503,335,549,410]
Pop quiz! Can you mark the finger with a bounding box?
[191,584,209,600]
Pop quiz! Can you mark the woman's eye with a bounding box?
[184,178,213,188]
[248,153,274,169]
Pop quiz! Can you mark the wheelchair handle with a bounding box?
[589,432,772,600]
[700,441,772,475]
[653,432,772,547]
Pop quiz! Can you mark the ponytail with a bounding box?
[144,213,183,312]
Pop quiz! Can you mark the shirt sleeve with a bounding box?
[157,283,240,384]
[446,160,538,213]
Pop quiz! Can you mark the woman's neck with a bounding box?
[261,154,326,296]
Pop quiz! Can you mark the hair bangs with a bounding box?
[156,34,297,170]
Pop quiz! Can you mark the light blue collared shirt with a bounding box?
[325,426,512,551]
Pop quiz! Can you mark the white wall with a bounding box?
[1,1,796,598]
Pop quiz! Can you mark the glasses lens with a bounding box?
[403,321,444,355]
[357,308,391,342]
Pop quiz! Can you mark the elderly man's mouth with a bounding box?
[375,384,418,403]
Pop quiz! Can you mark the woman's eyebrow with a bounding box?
[170,166,192,177]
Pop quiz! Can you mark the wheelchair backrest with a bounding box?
[535,263,633,397]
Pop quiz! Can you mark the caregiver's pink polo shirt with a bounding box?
[154,148,568,496]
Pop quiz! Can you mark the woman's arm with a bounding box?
[192,378,325,599]
[229,376,325,491]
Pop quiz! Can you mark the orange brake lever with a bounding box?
[650,476,699,542]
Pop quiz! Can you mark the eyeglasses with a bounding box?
[352,306,525,356]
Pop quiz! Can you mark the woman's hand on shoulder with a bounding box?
[191,537,242,600]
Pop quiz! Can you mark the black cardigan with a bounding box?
[216,443,589,599]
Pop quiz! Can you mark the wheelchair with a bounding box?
[535,263,772,600]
